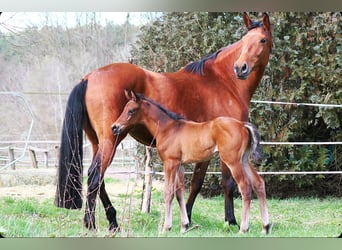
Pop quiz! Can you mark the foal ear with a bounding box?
[124,89,132,100]
[243,12,252,28]
[130,90,138,102]
[262,12,271,32]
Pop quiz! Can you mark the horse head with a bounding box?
[233,12,272,80]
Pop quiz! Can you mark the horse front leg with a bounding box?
[186,161,209,223]
[221,161,238,226]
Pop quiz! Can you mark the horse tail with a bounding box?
[244,122,263,164]
[55,79,88,209]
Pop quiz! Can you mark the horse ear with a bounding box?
[262,12,271,32]
[124,89,132,100]
[243,12,252,28]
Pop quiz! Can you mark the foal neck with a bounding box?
[142,103,183,137]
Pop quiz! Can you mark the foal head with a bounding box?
[112,90,145,135]
[233,12,272,80]
[112,90,185,135]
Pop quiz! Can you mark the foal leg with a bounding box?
[246,163,271,234]
[163,160,178,232]
[175,166,190,233]
[222,160,252,233]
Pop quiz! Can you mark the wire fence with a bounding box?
[0,92,341,175]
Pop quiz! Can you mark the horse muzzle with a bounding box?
[111,124,123,135]
[234,63,250,80]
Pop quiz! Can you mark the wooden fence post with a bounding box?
[43,151,49,168]
[28,147,38,168]
[54,145,59,168]
[141,146,153,213]
[8,147,15,170]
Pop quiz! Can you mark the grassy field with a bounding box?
[0,177,341,237]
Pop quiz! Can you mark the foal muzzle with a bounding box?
[111,124,122,135]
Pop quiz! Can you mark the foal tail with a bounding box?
[55,79,88,209]
[244,123,263,164]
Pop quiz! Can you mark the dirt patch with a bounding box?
[0,168,164,199]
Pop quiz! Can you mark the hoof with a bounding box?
[262,223,273,234]
[84,220,96,231]
[182,224,200,234]
[227,219,238,226]
[181,223,190,234]
[163,226,172,233]
[109,224,121,233]
[239,227,249,234]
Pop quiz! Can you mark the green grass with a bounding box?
[0,186,341,237]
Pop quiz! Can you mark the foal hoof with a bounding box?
[239,227,249,234]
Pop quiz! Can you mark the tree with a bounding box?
[0,13,140,142]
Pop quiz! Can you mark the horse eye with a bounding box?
[260,38,266,44]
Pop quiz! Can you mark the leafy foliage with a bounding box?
[131,12,342,197]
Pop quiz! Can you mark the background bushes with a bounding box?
[131,12,341,198]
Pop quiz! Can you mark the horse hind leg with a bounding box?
[100,181,119,231]
[84,139,119,231]
[186,161,209,223]
[84,153,101,230]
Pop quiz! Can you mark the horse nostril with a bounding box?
[241,63,248,74]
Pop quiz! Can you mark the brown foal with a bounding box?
[112,90,270,234]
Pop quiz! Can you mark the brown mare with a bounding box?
[112,90,270,233]
[55,13,272,231]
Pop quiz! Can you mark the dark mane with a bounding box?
[184,49,222,76]
[137,93,186,121]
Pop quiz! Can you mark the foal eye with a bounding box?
[260,38,266,44]
[128,109,136,115]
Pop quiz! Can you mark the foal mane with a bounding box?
[136,93,186,121]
